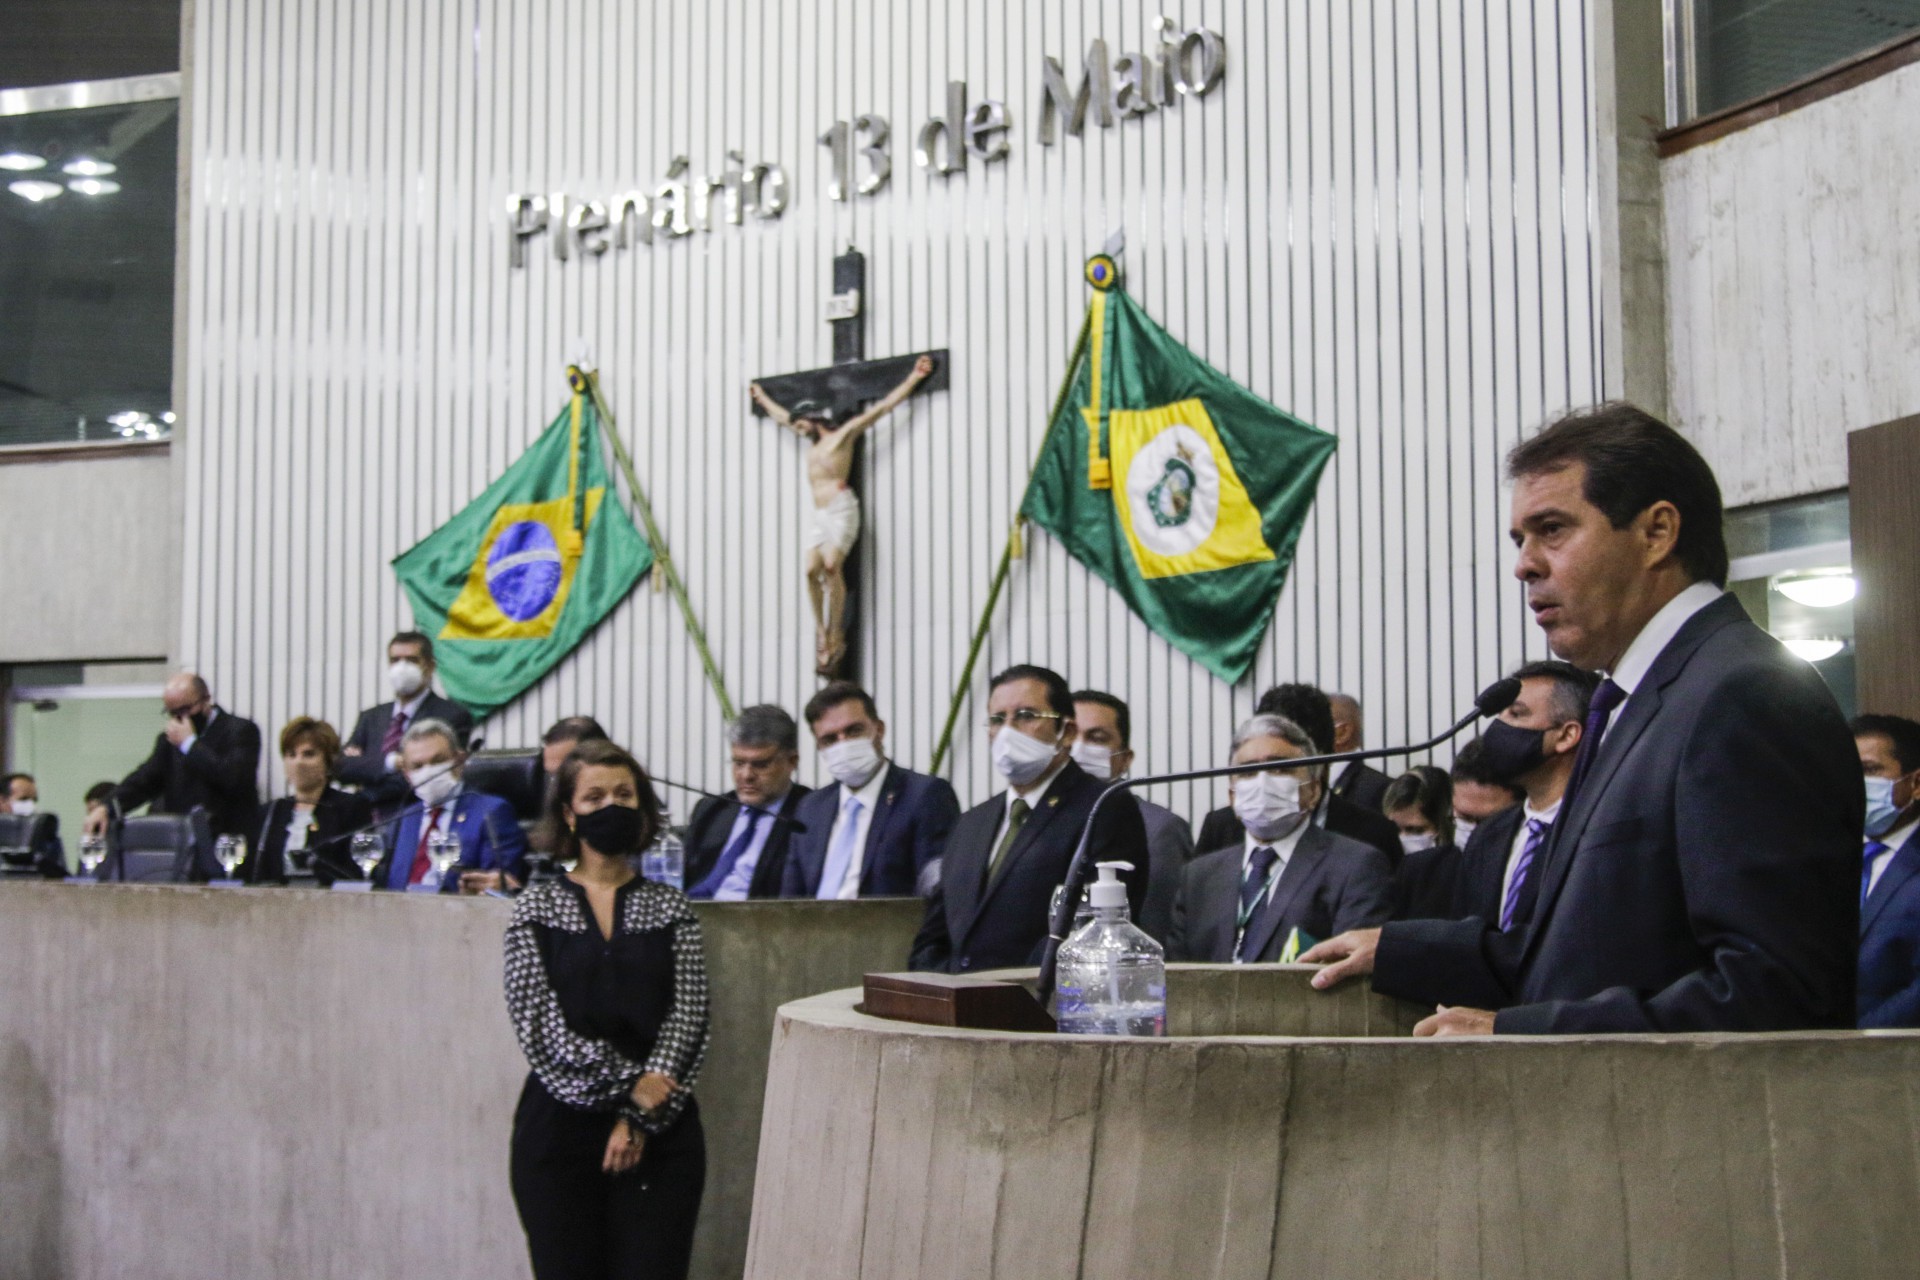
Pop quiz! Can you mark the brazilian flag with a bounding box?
[392,382,653,716]
[1021,256,1336,683]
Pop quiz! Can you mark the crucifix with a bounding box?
[749,248,950,680]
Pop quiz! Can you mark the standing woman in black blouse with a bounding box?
[504,738,710,1280]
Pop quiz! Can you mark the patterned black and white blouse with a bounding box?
[503,875,710,1135]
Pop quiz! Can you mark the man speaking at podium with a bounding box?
[1304,405,1861,1035]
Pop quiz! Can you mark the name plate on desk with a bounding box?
[862,972,1056,1033]
[331,881,374,893]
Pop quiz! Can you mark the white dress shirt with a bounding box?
[1499,798,1563,906]
[1238,820,1312,913]
[825,762,891,899]
[1867,817,1920,897]
[1599,581,1724,740]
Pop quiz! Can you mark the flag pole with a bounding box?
[572,366,737,722]
[928,308,1093,776]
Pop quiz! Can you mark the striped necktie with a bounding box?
[1500,818,1550,931]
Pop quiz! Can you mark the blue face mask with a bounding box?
[1866,775,1904,838]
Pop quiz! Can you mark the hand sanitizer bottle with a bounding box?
[1054,861,1167,1036]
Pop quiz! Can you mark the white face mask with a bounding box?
[1233,771,1304,842]
[409,760,459,809]
[389,660,428,699]
[821,737,884,789]
[1070,739,1115,781]
[1454,817,1479,846]
[1400,831,1437,855]
[992,723,1063,789]
[9,798,34,818]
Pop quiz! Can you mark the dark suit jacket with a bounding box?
[113,707,262,837]
[1197,792,1404,871]
[684,786,812,900]
[1450,805,1530,925]
[337,693,477,808]
[373,787,530,892]
[1332,761,1393,815]
[909,761,1149,974]
[1169,825,1393,962]
[1135,798,1196,946]
[1859,828,1920,1028]
[780,764,960,898]
[1392,842,1466,922]
[1374,594,1861,1034]
[241,787,374,886]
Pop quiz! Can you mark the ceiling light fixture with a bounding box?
[63,157,117,177]
[1782,637,1845,664]
[1773,573,1856,609]
[67,177,121,196]
[8,179,64,202]
[0,151,47,172]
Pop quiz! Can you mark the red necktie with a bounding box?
[380,709,409,758]
[408,808,442,885]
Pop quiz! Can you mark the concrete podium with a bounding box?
[0,881,922,1280]
[746,966,1920,1279]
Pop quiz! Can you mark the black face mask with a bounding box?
[573,802,644,855]
[1478,718,1550,784]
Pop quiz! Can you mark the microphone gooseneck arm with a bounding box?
[1032,678,1522,1003]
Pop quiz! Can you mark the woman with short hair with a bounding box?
[241,717,372,885]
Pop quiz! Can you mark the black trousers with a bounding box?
[510,1077,706,1280]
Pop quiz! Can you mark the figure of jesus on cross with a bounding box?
[750,353,934,676]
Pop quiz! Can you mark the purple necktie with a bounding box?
[689,806,765,899]
[1560,678,1626,813]
[1500,818,1550,931]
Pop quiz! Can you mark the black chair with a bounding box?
[0,812,59,878]
[463,749,544,823]
[108,811,213,883]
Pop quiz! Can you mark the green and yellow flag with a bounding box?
[1021,256,1337,682]
[392,383,653,716]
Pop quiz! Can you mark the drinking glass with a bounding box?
[214,835,244,879]
[428,829,462,881]
[77,834,107,875]
[350,832,384,877]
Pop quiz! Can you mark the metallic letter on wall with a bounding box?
[612,190,653,247]
[652,157,693,237]
[965,99,1011,161]
[1111,53,1159,116]
[1038,40,1114,144]
[854,115,892,196]
[915,82,969,175]
[506,194,549,269]
[569,199,611,255]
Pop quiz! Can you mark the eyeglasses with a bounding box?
[984,709,1065,730]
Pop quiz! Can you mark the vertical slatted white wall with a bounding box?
[181,0,1606,818]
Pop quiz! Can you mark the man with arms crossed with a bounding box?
[1304,404,1860,1034]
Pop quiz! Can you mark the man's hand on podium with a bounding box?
[1301,928,1382,989]
[1414,1006,1495,1036]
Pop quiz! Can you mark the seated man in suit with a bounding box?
[1169,714,1392,962]
[1306,404,1860,1035]
[1384,766,1461,920]
[339,631,476,817]
[89,672,262,840]
[1327,693,1392,814]
[3,772,65,877]
[376,718,529,893]
[685,705,811,900]
[1072,689,1195,945]
[1855,714,1920,1027]
[1448,738,1522,849]
[1194,682,1403,868]
[1447,660,1598,930]
[782,682,959,899]
[910,664,1149,974]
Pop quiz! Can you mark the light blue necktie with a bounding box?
[816,794,864,900]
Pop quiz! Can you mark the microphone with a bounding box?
[1032,677,1524,1002]
[649,774,810,835]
